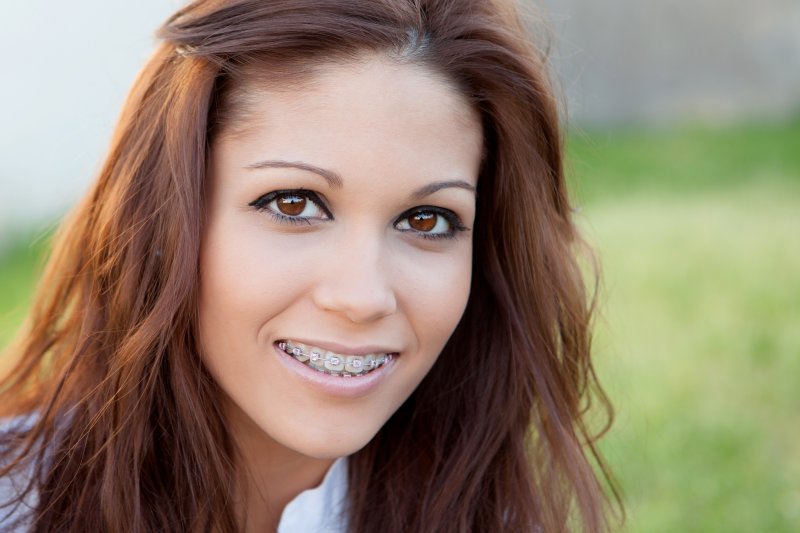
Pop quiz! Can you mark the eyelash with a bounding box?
[248,189,468,240]
[249,189,332,225]
[395,205,468,241]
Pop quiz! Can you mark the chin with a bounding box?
[271,417,384,459]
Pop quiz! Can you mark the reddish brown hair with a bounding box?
[1,1,618,531]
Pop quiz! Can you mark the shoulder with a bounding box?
[0,415,40,533]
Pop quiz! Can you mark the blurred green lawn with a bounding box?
[570,119,800,532]
[1,119,798,532]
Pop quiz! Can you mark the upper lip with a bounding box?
[277,338,400,356]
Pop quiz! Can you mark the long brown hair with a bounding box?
[0,1,619,531]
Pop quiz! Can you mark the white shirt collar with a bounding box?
[277,457,349,532]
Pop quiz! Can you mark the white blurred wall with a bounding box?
[0,1,180,246]
[544,0,800,124]
[1,0,799,246]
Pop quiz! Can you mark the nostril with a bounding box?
[312,277,397,323]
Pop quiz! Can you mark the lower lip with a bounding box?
[272,342,398,399]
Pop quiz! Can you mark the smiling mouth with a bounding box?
[277,340,395,377]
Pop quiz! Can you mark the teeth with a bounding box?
[324,352,345,373]
[292,344,309,362]
[308,348,326,371]
[281,340,393,377]
[363,354,376,370]
[344,355,364,375]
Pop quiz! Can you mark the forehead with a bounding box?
[218,53,480,138]
[211,54,483,189]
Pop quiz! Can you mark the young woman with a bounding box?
[0,0,618,531]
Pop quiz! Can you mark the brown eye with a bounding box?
[249,189,330,223]
[277,195,306,216]
[408,212,436,232]
[395,207,463,240]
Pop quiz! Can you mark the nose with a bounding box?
[311,234,397,323]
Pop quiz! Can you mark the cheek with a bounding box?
[197,213,316,357]
[395,242,473,350]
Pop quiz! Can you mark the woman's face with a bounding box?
[199,55,482,460]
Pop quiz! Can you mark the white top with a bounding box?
[278,457,349,532]
[0,416,349,532]
[0,416,36,532]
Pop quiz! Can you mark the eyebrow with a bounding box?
[244,159,476,198]
[244,160,344,189]
[410,180,476,200]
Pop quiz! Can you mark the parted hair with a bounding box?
[0,0,618,531]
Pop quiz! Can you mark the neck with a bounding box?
[226,401,335,533]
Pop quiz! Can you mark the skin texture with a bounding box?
[199,55,483,531]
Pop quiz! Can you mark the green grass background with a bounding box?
[1,120,798,531]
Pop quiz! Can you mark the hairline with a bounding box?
[210,42,475,144]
